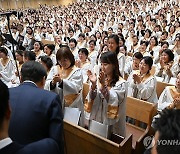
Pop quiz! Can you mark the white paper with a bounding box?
[64,107,81,125]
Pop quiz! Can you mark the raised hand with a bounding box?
[99,70,106,86]
[87,70,97,85]
[52,74,62,85]
[133,73,141,84]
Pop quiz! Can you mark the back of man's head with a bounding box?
[153,109,180,154]
[0,80,9,129]
[21,61,47,83]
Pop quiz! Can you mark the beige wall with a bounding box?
[0,0,75,10]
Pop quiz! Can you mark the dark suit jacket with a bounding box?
[0,138,60,154]
[8,82,64,153]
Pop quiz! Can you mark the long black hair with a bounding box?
[100,51,121,87]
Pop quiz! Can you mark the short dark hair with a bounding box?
[89,40,96,46]
[40,55,53,71]
[56,47,75,67]
[16,50,23,56]
[43,44,55,55]
[69,38,77,47]
[23,51,36,61]
[0,47,8,56]
[78,48,89,56]
[133,52,143,60]
[153,109,180,154]
[0,80,9,128]
[141,56,153,70]
[21,61,47,83]
[150,36,158,46]
[162,49,174,62]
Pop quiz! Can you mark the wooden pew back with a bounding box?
[64,120,132,154]
[126,97,157,153]
[126,96,156,126]
[156,81,173,98]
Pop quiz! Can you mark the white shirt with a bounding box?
[0,138,12,149]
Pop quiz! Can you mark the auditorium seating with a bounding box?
[156,81,173,98]
[64,120,132,154]
[126,96,157,154]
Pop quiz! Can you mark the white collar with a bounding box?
[0,137,12,149]
[23,80,38,87]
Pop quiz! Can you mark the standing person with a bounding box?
[0,47,16,87]
[43,44,57,65]
[0,80,61,154]
[46,46,84,126]
[8,61,64,153]
[85,51,127,137]
[108,34,125,77]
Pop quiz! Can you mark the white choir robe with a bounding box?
[124,57,133,76]
[0,58,16,87]
[117,53,125,77]
[84,78,128,137]
[49,54,57,66]
[155,62,179,83]
[80,61,92,83]
[157,86,179,111]
[45,65,84,126]
[127,71,158,103]
[88,50,98,68]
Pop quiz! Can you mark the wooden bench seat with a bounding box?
[64,120,132,154]
[126,97,157,154]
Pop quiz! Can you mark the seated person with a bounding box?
[155,49,177,83]
[124,52,143,76]
[128,56,158,103]
[157,72,180,111]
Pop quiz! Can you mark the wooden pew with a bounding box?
[126,97,157,154]
[41,39,55,45]
[156,81,173,98]
[64,120,132,154]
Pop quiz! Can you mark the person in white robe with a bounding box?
[0,47,16,87]
[157,72,180,111]
[75,48,92,83]
[155,49,177,83]
[32,41,46,61]
[124,52,143,77]
[87,40,98,68]
[43,44,57,65]
[127,56,158,103]
[84,51,127,137]
[45,46,84,126]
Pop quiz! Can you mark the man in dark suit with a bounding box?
[0,79,61,154]
[8,61,64,153]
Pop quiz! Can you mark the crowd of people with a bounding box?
[0,0,179,153]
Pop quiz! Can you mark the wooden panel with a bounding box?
[156,81,173,98]
[0,0,75,10]
[126,96,156,125]
[64,120,132,154]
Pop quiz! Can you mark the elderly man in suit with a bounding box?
[0,79,61,154]
[8,61,64,153]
